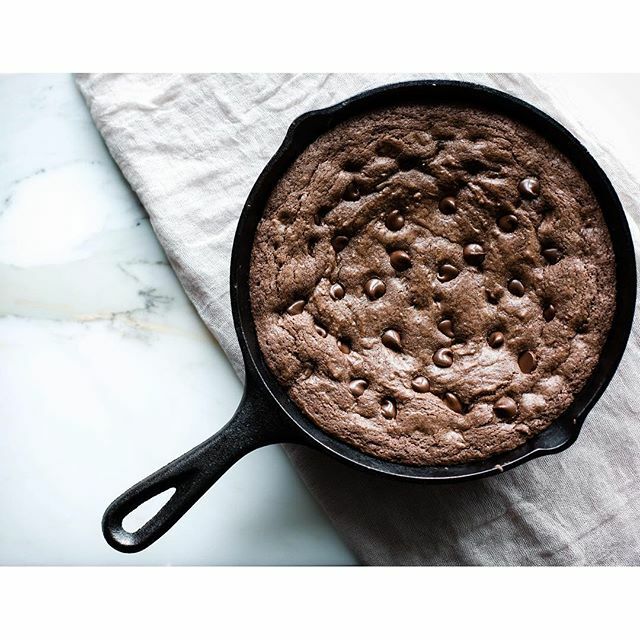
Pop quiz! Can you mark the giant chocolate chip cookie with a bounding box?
[249,103,616,465]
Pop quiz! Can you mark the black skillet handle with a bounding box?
[102,384,298,553]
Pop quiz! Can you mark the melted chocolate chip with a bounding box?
[438,263,459,282]
[542,246,562,264]
[330,283,345,300]
[439,196,457,215]
[443,392,463,414]
[286,300,305,315]
[494,397,518,421]
[337,338,351,354]
[497,214,518,232]
[385,210,405,231]
[518,350,537,373]
[381,397,397,419]
[438,319,455,338]
[411,376,430,393]
[519,177,540,198]
[433,348,454,368]
[488,331,504,348]
[343,181,360,201]
[315,324,328,337]
[543,304,556,322]
[508,279,525,297]
[389,250,412,271]
[332,235,349,252]
[349,379,368,397]
[364,277,386,300]
[463,243,486,266]
[381,329,402,351]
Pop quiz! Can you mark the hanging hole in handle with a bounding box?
[121,487,176,534]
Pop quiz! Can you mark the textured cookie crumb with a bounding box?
[249,103,616,466]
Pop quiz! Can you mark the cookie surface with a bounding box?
[249,103,616,465]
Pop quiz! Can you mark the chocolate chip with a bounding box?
[343,181,360,201]
[439,196,457,215]
[463,243,485,266]
[443,392,463,414]
[438,319,455,338]
[488,331,504,348]
[389,250,412,271]
[542,246,562,264]
[332,235,349,252]
[385,210,405,231]
[315,324,328,337]
[337,338,351,354]
[433,348,454,368]
[497,214,518,232]
[411,376,430,393]
[518,350,537,373]
[543,304,556,322]
[437,263,459,282]
[381,329,402,351]
[518,177,540,198]
[349,379,368,397]
[381,397,397,419]
[286,300,305,315]
[364,277,386,300]
[330,283,345,300]
[508,278,525,297]
[494,397,518,421]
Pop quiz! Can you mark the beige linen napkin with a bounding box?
[76,73,640,565]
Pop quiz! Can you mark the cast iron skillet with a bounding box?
[102,80,636,553]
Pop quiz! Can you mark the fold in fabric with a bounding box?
[76,73,640,565]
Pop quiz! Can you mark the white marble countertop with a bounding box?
[0,74,357,565]
[1,74,639,565]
